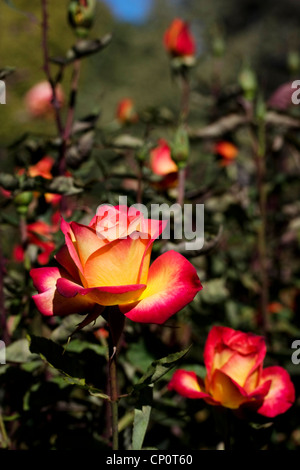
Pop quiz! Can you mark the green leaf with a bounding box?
[112,134,144,149]
[50,35,112,65]
[132,386,153,450]
[0,172,19,190]
[5,338,36,363]
[28,335,109,400]
[132,405,152,450]
[134,346,191,390]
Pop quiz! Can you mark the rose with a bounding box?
[116,98,138,124]
[214,141,238,166]
[17,156,68,206]
[168,326,295,418]
[163,18,196,59]
[14,221,56,266]
[150,139,178,177]
[25,81,64,118]
[30,205,202,324]
[149,139,178,190]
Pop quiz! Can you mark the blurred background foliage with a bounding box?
[1,0,300,451]
[2,0,300,144]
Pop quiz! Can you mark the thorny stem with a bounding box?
[41,0,81,176]
[60,59,81,175]
[41,0,64,140]
[0,234,9,345]
[257,119,270,337]
[177,73,190,207]
[106,307,125,450]
[180,73,190,124]
[108,354,119,450]
[252,118,270,338]
[177,166,186,208]
[136,160,143,205]
[41,0,82,215]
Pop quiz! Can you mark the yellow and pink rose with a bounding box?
[168,325,295,418]
[30,205,202,324]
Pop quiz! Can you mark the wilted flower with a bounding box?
[168,326,295,418]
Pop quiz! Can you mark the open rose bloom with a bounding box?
[30,205,202,324]
[168,326,295,418]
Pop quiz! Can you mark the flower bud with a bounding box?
[68,0,96,38]
[288,50,300,75]
[238,65,257,101]
[255,94,266,121]
[116,98,138,125]
[164,18,196,70]
[14,191,33,215]
[212,34,225,58]
[171,126,190,168]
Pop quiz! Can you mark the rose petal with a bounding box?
[55,244,82,284]
[61,218,84,275]
[56,277,146,306]
[256,366,295,418]
[210,369,249,409]
[83,235,152,288]
[120,250,202,324]
[168,370,211,399]
[30,267,95,317]
[150,139,178,176]
[70,221,108,266]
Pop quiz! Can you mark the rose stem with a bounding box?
[61,58,81,175]
[109,355,119,450]
[224,409,233,450]
[177,73,190,207]
[0,234,9,346]
[106,307,125,450]
[254,117,270,339]
[41,0,64,142]
[177,164,186,208]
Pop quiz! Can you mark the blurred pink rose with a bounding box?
[25,81,64,118]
